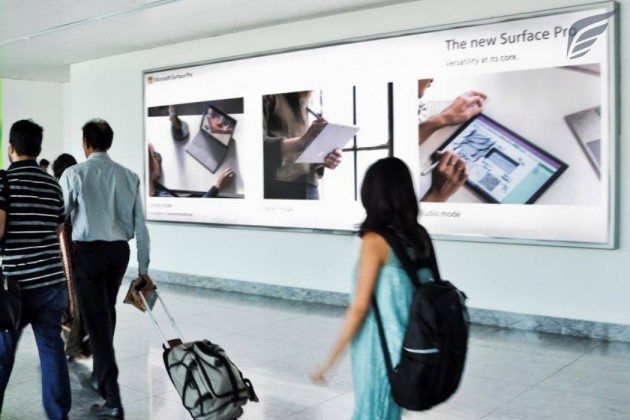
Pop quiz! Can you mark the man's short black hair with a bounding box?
[39,158,50,166]
[83,118,114,151]
[10,119,43,158]
[52,153,78,180]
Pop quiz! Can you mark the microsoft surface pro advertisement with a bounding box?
[144,4,616,247]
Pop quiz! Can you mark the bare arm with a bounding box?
[311,232,389,383]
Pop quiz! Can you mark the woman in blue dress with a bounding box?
[312,157,435,419]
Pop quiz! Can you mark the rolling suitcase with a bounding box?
[138,285,258,419]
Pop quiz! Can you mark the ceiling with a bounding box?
[0,0,414,83]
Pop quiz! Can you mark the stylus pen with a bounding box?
[421,161,439,176]
[306,107,322,119]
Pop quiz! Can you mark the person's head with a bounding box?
[360,157,420,235]
[9,119,43,161]
[82,118,113,156]
[52,153,78,180]
[39,158,50,169]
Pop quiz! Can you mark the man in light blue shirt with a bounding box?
[59,119,151,419]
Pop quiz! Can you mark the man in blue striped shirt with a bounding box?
[0,119,71,420]
[60,119,151,419]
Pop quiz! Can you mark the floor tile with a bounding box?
[208,332,317,369]
[240,369,348,419]
[283,392,354,419]
[468,324,504,340]
[250,347,354,393]
[538,354,630,403]
[243,315,344,349]
[587,340,630,360]
[427,374,532,419]
[472,328,601,358]
[176,307,297,334]
[464,344,578,385]
[121,396,191,420]
[482,386,630,420]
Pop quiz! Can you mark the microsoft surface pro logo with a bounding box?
[567,11,615,60]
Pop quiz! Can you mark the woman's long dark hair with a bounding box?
[359,157,430,259]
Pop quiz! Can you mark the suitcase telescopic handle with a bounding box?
[138,286,185,348]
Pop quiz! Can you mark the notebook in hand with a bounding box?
[295,122,359,164]
[123,277,157,312]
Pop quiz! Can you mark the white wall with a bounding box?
[66,0,629,325]
[1,79,65,171]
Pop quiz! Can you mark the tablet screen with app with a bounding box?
[200,105,236,146]
[434,114,568,204]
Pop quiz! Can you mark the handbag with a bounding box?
[0,273,22,330]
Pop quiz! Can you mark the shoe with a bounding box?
[79,373,99,395]
[90,403,124,419]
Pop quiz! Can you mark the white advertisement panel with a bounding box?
[143,4,617,247]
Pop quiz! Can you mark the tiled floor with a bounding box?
[2,281,630,419]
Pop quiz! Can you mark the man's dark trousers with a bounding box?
[74,241,130,408]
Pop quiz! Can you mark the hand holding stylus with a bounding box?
[422,151,468,202]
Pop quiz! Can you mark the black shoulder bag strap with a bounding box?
[370,227,441,380]
[0,170,9,254]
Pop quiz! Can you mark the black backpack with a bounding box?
[372,227,469,411]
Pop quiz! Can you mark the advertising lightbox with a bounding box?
[143,3,617,248]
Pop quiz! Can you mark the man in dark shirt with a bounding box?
[0,120,70,420]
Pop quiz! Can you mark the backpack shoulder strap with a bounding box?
[369,227,421,381]
[418,225,443,283]
[375,226,443,287]
[371,295,395,381]
[369,226,443,381]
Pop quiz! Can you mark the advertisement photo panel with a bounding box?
[143,2,616,247]
[146,98,245,199]
[418,66,602,206]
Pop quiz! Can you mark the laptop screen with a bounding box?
[201,105,236,146]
